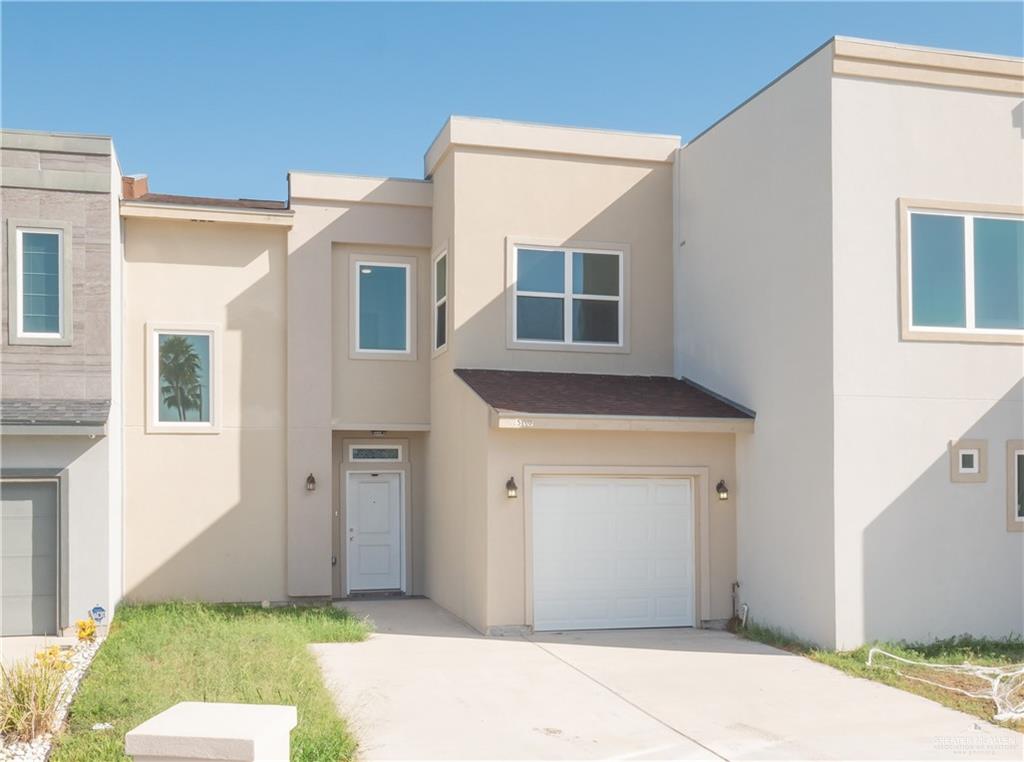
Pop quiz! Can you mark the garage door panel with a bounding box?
[1,482,59,636]
[533,476,694,631]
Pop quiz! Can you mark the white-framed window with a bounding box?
[1014,448,1024,524]
[433,250,448,352]
[906,207,1023,336]
[7,220,73,345]
[355,260,411,354]
[147,324,218,433]
[511,244,623,346]
[349,444,403,462]
[958,448,980,474]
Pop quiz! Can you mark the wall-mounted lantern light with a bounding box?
[716,480,729,501]
[306,473,317,492]
[506,476,518,499]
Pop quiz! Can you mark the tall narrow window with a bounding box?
[147,325,218,432]
[17,228,63,337]
[906,206,1023,338]
[512,244,623,346]
[1016,450,1024,522]
[357,262,409,352]
[433,251,447,351]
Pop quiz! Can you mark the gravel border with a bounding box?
[0,637,105,762]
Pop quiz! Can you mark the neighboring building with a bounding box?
[0,130,123,636]
[676,38,1024,648]
[3,37,1021,647]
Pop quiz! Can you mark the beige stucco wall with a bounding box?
[449,149,675,374]
[286,177,432,597]
[677,46,838,646]
[483,426,737,629]
[421,157,492,631]
[123,218,289,602]
[331,243,430,427]
[830,74,1024,646]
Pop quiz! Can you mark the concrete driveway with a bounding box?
[313,599,1022,760]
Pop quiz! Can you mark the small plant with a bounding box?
[0,649,69,741]
[76,618,97,642]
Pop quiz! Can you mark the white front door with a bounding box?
[346,472,403,592]
[532,476,695,631]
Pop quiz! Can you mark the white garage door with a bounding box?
[532,476,695,631]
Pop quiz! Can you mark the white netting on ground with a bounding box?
[867,648,1024,721]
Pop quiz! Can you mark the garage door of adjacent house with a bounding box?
[532,476,695,631]
[1,481,59,636]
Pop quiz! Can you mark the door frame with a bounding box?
[523,465,710,630]
[0,470,68,635]
[343,469,407,595]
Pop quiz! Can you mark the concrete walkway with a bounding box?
[314,599,1022,760]
[0,635,76,668]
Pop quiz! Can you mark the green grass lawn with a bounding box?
[50,602,370,762]
[740,622,1024,732]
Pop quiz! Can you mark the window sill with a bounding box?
[901,327,1024,345]
[507,339,630,355]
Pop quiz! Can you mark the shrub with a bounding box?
[0,649,69,741]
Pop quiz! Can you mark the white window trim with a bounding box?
[901,199,1024,344]
[958,448,980,475]
[348,444,403,462]
[145,322,221,434]
[506,238,630,353]
[432,248,448,354]
[350,256,416,360]
[1013,446,1024,527]
[7,219,73,346]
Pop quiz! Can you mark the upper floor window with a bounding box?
[356,261,410,353]
[433,250,447,351]
[511,244,623,347]
[7,221,73,346]
[903,202,1023,342]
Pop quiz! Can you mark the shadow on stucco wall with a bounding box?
[861,379,1024,644]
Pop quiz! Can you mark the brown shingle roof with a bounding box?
[132,193,288,211]
[455,369,753,419]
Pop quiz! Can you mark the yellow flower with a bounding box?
[76,618,97,642]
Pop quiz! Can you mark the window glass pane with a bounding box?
[435,255,446,302]
[517,296,564,341]
[572,252,619,296]
[974,218,1024,330]
[517,249,564,293]
[911,214,966,328]
[352,447,400,461]
[158,334,211,423]
[435,301,446,349]
[572,298,619,343]
[359,265,407,351]
[21,232,60,334]
[1017,453,1024,519]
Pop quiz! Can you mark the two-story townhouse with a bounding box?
[677,38,1024,648]
[11,35,1018,649]
[0,130,123,637]
[121,121,753,635]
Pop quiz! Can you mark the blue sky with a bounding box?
[3,2,1021,200]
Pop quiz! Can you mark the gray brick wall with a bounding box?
[1,137,113,402]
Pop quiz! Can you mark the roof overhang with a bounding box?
[425,116,681,178]
[0,423,107,437]
[120,200,294,227]
[490,408,754,434]
[288,171,432,207]
[833,37,1024,95]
